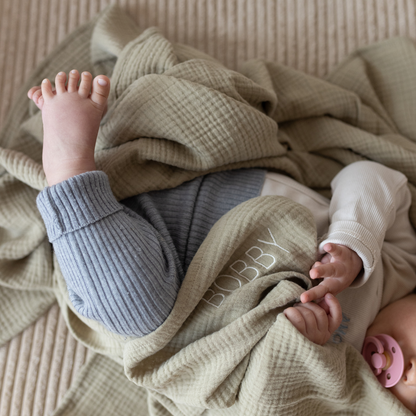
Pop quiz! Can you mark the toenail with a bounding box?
[71,70,77,74]
[97,78,108,86]
[58,72,64,75]
[42,79,48,83]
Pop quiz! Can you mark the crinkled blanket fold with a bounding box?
[1,5,416,415]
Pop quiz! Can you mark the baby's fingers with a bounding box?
[322,243,346,260]
[319,293,342,334]
[285,302,333,345]
[310,262,344,279]
[283,307,307,336]
[300,284,330,303]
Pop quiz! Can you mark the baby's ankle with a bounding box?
[45,159,97,186]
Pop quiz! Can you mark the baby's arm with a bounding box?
[302,161,410,303]
[284,293,342,345]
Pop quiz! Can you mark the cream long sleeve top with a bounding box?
[261,161,416,351]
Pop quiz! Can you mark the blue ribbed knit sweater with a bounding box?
[36,169,265,337]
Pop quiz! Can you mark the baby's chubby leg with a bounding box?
[27,70,110,186]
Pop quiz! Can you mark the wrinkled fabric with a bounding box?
[1,5,415,415]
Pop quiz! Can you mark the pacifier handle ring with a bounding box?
[363,336,384,376]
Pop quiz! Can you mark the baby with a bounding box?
[28,71,416,413]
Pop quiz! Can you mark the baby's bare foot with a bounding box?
[28,70,110,186]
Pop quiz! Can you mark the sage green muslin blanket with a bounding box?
[1,5,416,415]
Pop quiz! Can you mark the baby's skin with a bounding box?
[304,242,363,303]
[366,294,416,413]
[27,70,110,186]
[28,70,362,347]
[284,243,363,345]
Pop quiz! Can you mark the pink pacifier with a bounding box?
[362,334,404,388]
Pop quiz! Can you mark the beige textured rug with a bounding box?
[1,0,416,415]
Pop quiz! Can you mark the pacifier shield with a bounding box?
[362,334,404,388]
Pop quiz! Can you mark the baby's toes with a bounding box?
[33,88,43,103]
[90,76,110,111]
[41,78,54,101]
[27,86,41,100]
[55,72,67,94]
[67,69,80,93]
[29,88,44,110]
[78,71,93,98]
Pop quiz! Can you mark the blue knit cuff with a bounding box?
[36,171,123,242]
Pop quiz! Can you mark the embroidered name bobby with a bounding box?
[202,228,290,308]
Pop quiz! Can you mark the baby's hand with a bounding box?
[300,243,363,304]
[284,293,342,345]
